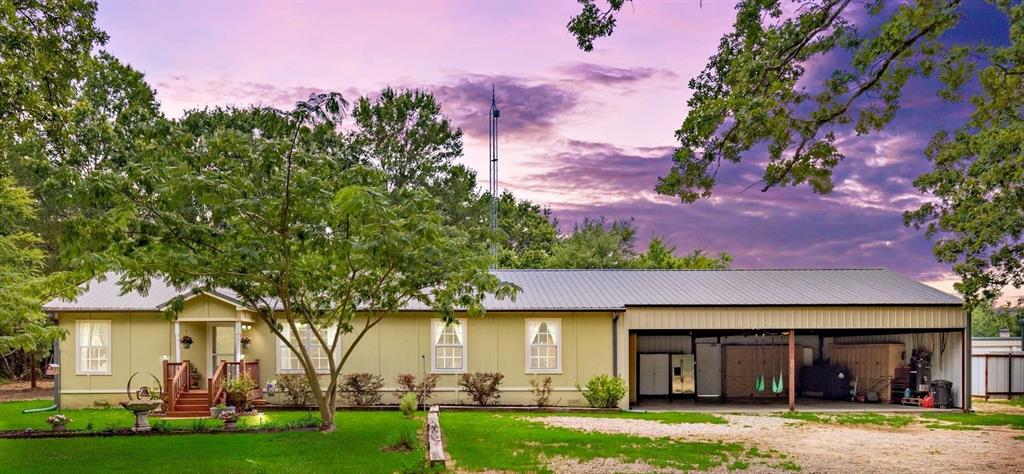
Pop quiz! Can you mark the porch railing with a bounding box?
[208,359,261,407]
[163,360,190,413]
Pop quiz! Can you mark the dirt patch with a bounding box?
[0,380,53,401]
[545,455,679,474]
[537,414,1024,473]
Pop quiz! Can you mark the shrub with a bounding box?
[578,375,627,408]
[223,374,257,410]
[383,425,419,451]
[394,373,440,406]
[529,375,553,407]
[399,392,418,418]
[457,372,504,406]
[277,373,313,406]
[341,373,384,406]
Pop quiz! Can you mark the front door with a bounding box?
[696,342,722,398]
[210,324,236,375]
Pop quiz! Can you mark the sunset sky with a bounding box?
[94,1,1015,299]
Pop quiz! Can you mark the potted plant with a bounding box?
[46,414,71,432]
[180,335,193,349]
[240,336,251,349]
[210,402,235,419]
[219,410,241,430]
[223,374,257,411]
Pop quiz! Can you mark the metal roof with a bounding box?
[46,268,962,312]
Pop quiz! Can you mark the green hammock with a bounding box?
[754,374,766,392]
[772,370,784,394]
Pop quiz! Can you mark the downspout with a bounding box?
[23,314,60,413]
[612,312,621,377]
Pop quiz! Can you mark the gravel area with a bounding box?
[537,414,1024,473]
[0,381,53,401]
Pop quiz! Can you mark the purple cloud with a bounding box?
[555,63,678,86]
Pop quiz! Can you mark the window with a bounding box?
[76,320,111,375]
[431,319,466,373]
[526,319,561,373]
[277,324,336,374]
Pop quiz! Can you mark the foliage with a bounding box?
[179,335,193,345]
[971,302,1023,337]
[383,424,420,452]
[0,0,108,144]
[393,373,439,406]
[443,411,744,472]
[92,94,515,431]
[567,0,1024,305]
[398,392,418,418]
[578,374,627,408]
[528,375,553,408]
[223,374,257,396]
[546,217,636,269]
[218,411,241,423]
[457,372,504,406]
[342,373,385,407]
[630,236,732,270]
[0,179,75,354]
[277,373,314,406]
[492,191,560,269]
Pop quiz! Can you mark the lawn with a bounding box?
[920,412,1024,430]
[0,401,747,473]
[780,411,913,428]
[442,411,743,472]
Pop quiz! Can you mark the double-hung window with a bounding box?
[76,320,111,375]
[277,324,336,374]
[526,319,561,373]
[431,319,466,373]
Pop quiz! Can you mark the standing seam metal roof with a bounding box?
[45,269,962,312]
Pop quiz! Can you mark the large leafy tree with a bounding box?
[631,236,732,270]
[970,301,1023,337]
[568,0,1023,306]
[490,191,560,269]
[546,217,637,269]
[97,95,514,431]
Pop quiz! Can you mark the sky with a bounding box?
[93,0,1016,300]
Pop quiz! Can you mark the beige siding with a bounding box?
[57,312,172,408]
[626,306,965,330]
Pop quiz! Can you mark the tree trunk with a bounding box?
[318,399,335,432]
[29,351,37,389]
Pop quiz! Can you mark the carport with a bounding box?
[611,270,967,412]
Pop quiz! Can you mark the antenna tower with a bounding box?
[488,86,500,239]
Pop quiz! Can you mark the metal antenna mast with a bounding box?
[488,85,500,238]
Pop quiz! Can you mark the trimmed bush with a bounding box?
[277,373,313,406]
[578,375,626,408]
[394,373,440,406]
[399,392,418,418]
[529,375,553,407]
[341,373,385,406]
[457,372,504,406]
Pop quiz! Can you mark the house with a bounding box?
[44,268,968,414]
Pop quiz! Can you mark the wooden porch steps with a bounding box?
[163,391,211,418]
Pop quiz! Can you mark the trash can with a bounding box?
[930,379,953,408]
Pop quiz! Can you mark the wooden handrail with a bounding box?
[165,360,189,413]
[208,361,227,407]
[208,360,262,407]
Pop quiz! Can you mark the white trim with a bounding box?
[75,320,112,376]
[173,320,181,363]
[275,323,338,375]
[431,318,467,374]
[525,318,562,374]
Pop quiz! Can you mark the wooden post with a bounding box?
[427,405,446,467]
[788,329,796,411]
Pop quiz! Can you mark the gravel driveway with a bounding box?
[537,414,1024,473]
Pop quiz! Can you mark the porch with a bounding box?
[162,359,264,418]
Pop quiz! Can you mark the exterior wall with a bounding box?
[252,311,616,406]
[57,312,172,408]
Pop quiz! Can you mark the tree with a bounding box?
[631,236,732,270]
[971,301,1023,337]
[546,217,637,269]
[1,0,108,146]
[0,179,76,374]
[491,191,560,269]
[347,88,478,227]
[567,0,1022,306]
[97,95,515,431]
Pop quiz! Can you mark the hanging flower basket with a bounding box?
[240,337,251,349]
[180,335,193,349]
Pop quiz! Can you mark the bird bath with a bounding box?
[121,372,164,432]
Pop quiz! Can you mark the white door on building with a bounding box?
[696,342,722,397]
[209,324,236,376]
[638,353,670,396]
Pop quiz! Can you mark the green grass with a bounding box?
[0,406,427,473]
[921,412,1024,430]
[522,410,727,425]
[777,461,802,471]
[924,423,980,431]
[443,411,743,472]
[1013,435,1024,441]
[780,412,912,428]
